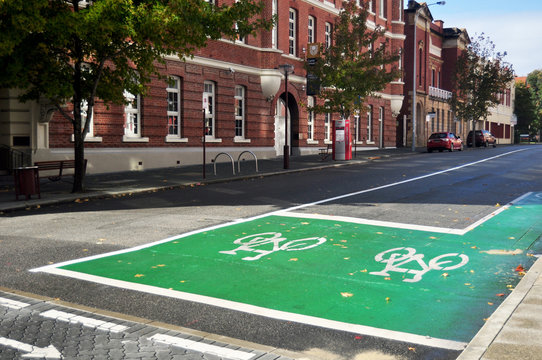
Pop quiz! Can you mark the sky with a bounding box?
[405,0,542,76]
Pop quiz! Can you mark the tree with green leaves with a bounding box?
[0,0,271,192]
[514,81,538,139]
[304,0,399,121]
[449,34,515,144]
[526,69,542,138]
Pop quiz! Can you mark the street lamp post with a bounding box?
[411,1,445,152]
[278,64,294,169]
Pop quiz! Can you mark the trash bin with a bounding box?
[14,166,40,200]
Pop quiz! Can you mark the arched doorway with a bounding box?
[274,93,299,156]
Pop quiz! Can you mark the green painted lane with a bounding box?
[53,193,542,344]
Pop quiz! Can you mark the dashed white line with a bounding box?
[149,334,256,360]
[40,309,129,333]
[0,297,30,310]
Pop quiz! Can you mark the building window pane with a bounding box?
[204,81,215,137]
[325,22,332,49]
[308,16,315,44]
[272,0,278,48]
[324,112,331,141]
[167,77,181,137]
[235,85,245,138]
[124,90,140,137]
[307,96,314,141]
[367,106,373,142]
[80,99,93,137]
[289,9,297,56]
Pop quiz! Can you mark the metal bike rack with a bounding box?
[237,150,258,173]
[212,152,235,176]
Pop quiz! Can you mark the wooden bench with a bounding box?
[34,159,87,182]
[319,144,332,160]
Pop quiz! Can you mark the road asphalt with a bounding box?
[1,146,541,360]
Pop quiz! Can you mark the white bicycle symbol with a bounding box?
[370,247,469,283]
[219,232,327,261]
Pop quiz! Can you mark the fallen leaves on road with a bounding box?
[515,265,525,272]
[341,292,354,298]
[134,274,145,278]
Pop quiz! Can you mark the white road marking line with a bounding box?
[28,148,530,350]
[30,148,529,273]
[40,309,129,333]
[277,212,466,234]
[0,297,30,310]
[149,334,256,360]
[38,268,468,351]
[0,336,62,359]
[278,190,530,235]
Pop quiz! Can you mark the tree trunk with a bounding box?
[72,124,86,193]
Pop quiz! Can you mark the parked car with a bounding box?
[467,130,497,147]
[427,132,463,152]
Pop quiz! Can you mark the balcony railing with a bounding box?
[429,86,452,101]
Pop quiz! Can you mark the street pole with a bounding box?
[278,64,293,169]
[202,109,206,179]
[284,70,290,169]
[411,9,418,152]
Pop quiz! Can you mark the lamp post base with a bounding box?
[283,145,290,169]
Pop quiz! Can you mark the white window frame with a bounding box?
[166,76,187,142]
[368,0,374,13]
[272,0,278,49]
[307,96,315,142]
[398,48,403,81]
[72,99,102,143]
[324,111,331,143]
[123,89,148,142]
[367,105,374,143]
[354,111,361,143]
[289,8,297,56]
[204,81,217,139]
[325,22,332,49]
[308,16,315,44]
[234,85,249,142]
[379,0,386,19]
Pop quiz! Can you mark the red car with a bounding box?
[427,132,463,152]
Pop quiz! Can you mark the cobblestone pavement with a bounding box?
[0,290,294,360]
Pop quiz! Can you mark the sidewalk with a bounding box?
[1,146,541,359]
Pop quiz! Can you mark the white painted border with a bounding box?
[30,149,529,350]
[36,268,467,351]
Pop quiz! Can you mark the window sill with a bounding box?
[234,137,251,143]
[366,141,375,145]
[165,137,188,143]
[205,137,223,143]
[307,139,319,145]
[122,136,149,143]
[324,140,332,145]
[70,134,103,143]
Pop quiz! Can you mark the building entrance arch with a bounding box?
[274,93,299,156]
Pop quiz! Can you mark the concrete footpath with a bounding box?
[1,147,541,359]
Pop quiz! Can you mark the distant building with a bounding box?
[486,81,516,144]
[0,0,405,175]
[399,1,470,147]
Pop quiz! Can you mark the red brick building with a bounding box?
[398,1,469,148]
[1,0,405,174]
[399,0,514,148]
